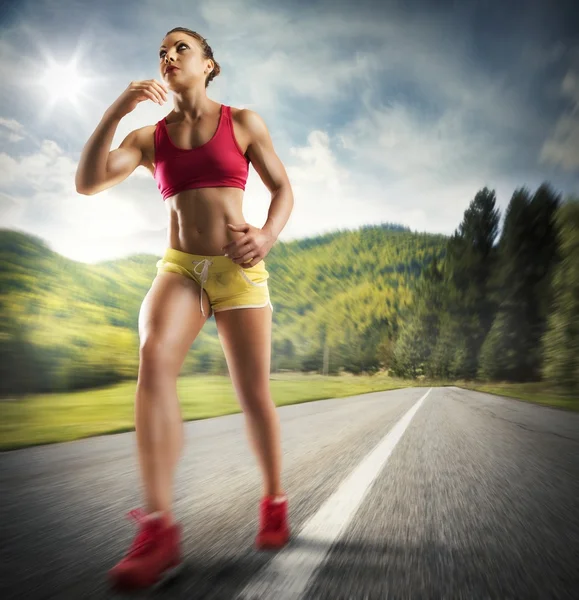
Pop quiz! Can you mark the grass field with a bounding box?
[454,381,579,412]
[0,373,576,451]
[0,372,410,451]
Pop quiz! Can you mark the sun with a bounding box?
[13,32,108,122]
[29,47,106,121]
[39,57,88,104]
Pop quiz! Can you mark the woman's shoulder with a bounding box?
[128,122,159,148]
[229,105,255,120]
[229,105,245,128]
[229,106,270,131]
[229,106,270,141]
[130,123,160,174]
[228,106,260,153]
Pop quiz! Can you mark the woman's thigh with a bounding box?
[214,306,272,408]
[138,271,210,379]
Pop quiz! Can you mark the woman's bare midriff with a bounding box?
[163,187,247,256]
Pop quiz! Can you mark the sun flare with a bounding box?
[25,41,107,122]
[40,57,87,104]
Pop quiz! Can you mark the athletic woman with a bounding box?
[75,27,294,592]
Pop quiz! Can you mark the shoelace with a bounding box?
[125,508,160,557]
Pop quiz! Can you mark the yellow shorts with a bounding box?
[155,247,273,318]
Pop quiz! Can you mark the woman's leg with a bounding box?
[136,271,211,521]
[214,305,283,497]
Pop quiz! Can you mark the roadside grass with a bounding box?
[1,373,576,451]
[0,372,410,451]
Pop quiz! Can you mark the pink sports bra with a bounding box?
[153,104,250,200]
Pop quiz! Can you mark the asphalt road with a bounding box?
[1,386,578,599]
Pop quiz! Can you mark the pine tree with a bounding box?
[442,187,500,378]
[542,198,579,392]
[479,183,561,381]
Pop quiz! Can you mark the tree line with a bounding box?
[0,185,577,396]
[389,184,579,393]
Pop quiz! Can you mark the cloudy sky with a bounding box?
[0,0,578,263]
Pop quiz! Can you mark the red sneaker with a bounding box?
[255,495,290,550]
[108,508,183,591]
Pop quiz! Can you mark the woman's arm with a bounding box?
[241,109,294,240]
[75,109,145,195]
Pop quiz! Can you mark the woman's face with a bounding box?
[159,33,210,89]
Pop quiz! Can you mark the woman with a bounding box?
[75,27,294,592]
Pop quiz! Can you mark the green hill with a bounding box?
[0,225,447,396]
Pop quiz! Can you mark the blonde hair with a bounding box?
[164,27,221,88]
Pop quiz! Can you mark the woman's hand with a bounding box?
[106,79,169,120]
[222,223,276,268]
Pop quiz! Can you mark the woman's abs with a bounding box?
[165,187,246,255]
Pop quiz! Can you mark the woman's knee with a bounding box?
[138,336,180,379]
[240,391,276,416]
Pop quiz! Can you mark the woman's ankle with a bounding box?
[263,492,286,503]
[145,509,175,526]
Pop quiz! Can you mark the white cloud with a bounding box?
[48,225,168,264]
[0,192,25,226]
[0,118,25,133]
[0,135,160,257]
[0,118,26,143]
[540,60,579,171]
[1,131,26,143]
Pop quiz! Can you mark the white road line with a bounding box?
[237,387,432,600]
